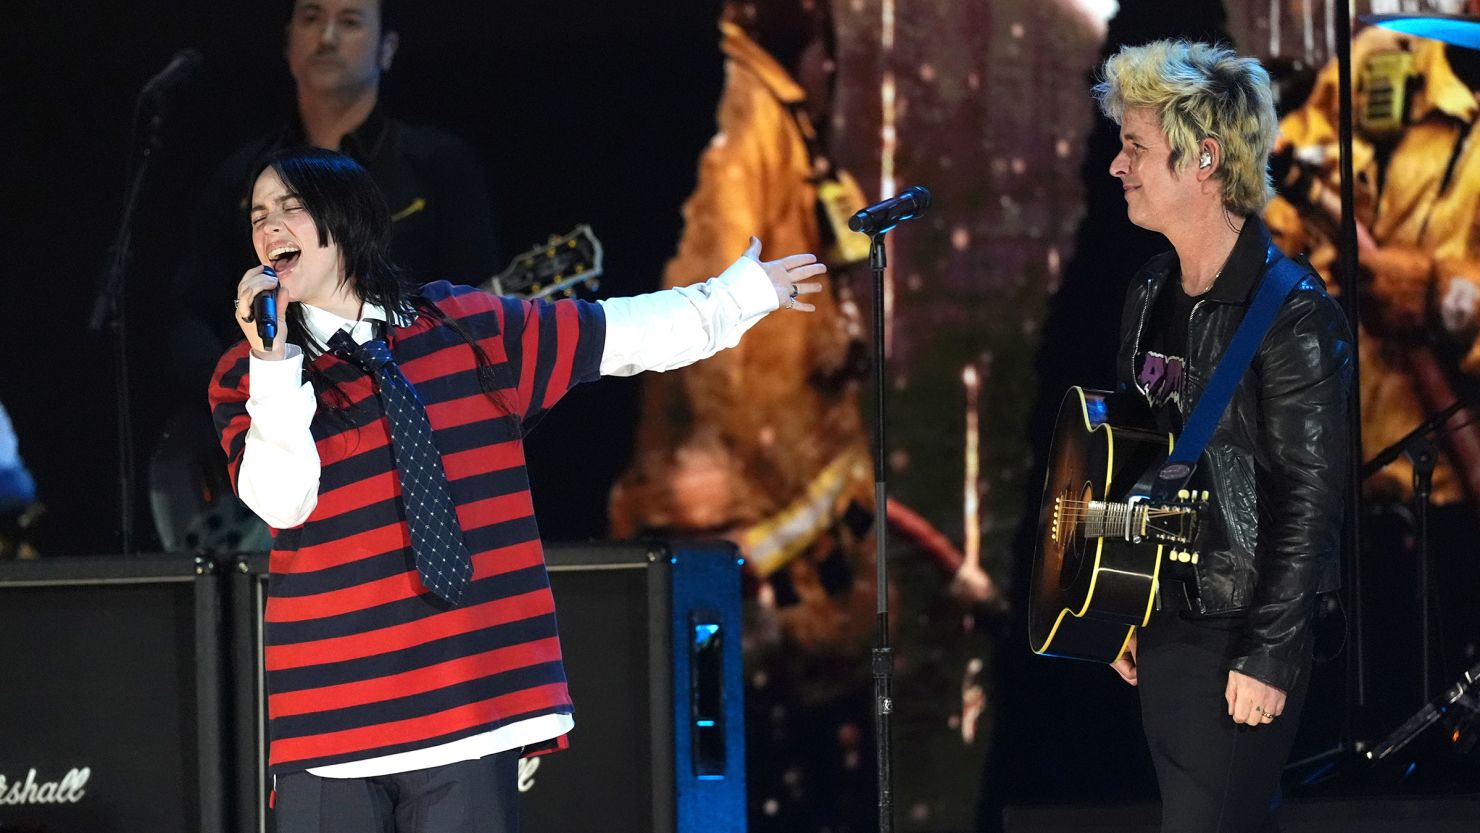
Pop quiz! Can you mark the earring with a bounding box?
[1199,150,1213,169]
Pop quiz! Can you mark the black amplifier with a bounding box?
[230,541,747,833]
[0,556,226,833]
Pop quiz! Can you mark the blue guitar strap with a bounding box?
[1143,245,1306,501]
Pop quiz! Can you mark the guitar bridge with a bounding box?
[1051,495,1062,542]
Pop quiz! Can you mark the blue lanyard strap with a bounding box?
[1148,245,1305,498]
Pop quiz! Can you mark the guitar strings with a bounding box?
[1052,500,1194,538]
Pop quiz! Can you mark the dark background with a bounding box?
[4,0,725,555]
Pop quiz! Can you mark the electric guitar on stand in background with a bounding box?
[481,224,603,300]
[149,226,606,555]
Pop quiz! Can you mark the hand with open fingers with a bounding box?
[1110,629,1138,686]
[235,264,288,360]
[743,236,826,312]
[1226,670,1286,727]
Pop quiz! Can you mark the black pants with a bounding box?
[275,751,520,833]
[1137,603,1311,833]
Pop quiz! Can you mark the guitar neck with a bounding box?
[498,271,599,301]
[1057,497,1201,547]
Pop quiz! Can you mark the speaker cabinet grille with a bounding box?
[0,557,225,833]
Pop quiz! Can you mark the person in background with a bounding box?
[174,0,500,395]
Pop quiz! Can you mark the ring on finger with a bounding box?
[789,284,799,300]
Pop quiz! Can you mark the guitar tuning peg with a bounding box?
[1190,552,1199,565]
[1200,490,1210,501]
[567,239,578,248]
[1177,489,1190,500]
[574,263,586,273]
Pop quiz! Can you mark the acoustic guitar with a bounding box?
[1028,387,1208,663]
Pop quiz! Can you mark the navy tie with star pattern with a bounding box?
[329,329,473,605]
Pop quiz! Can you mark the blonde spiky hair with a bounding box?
[1093,40,1278,216]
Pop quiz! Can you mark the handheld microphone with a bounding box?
[141,48,204,101]
[848,185,932,234]
[255,266,279,350]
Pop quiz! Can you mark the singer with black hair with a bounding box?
[210,145,824,833]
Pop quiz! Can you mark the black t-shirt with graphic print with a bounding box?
[1136,273,1198,435]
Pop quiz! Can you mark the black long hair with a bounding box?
[248,147,509,413]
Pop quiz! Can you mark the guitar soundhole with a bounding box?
[1057,482,1093,591]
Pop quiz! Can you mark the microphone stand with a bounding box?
[1333,0,1367,743]
[89,95,169,556]
[867,230,895,833]
[1361,394,1474,705]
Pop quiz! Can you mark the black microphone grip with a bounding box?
[254,266,279,350]
[848,185,933,234]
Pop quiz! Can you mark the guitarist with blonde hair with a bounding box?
[1092,40,1353,832]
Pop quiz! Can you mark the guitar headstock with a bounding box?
[482,224,604,301]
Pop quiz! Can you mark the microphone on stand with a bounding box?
[255,266,279,350]
[141,48,203,102]
[848,186,933,234]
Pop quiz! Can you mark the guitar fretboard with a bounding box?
[1081,500,1130,539]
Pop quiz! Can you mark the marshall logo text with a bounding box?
[0,768,91,805]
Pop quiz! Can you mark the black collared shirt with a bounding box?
[171,104,501,394]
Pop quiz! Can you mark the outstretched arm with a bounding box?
[599,237,825,377]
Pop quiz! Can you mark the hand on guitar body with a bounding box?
[1110,630,1138,686]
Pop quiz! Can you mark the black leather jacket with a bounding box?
[1116,216,1353,691]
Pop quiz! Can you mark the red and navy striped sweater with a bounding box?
[209,281,605,774]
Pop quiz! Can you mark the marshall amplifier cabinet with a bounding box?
[0,556,227,833]
[229,541,746,833]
